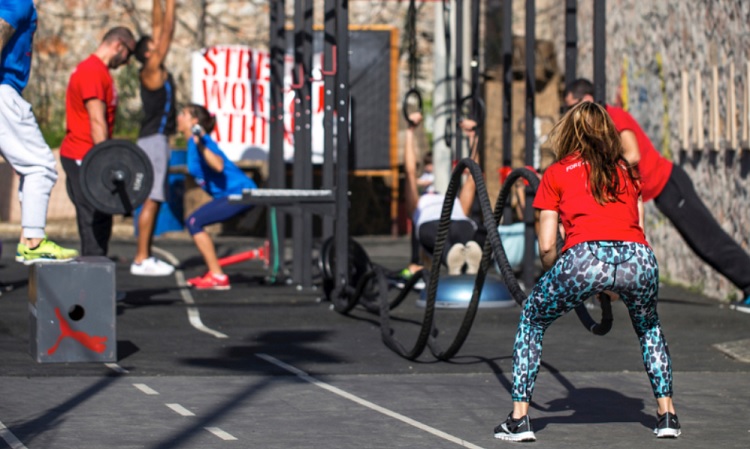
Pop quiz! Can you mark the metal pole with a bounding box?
[593,0,606,105]
[564,0,577,89]
[322,0,336,237]
[334,0,350,297]
[522,0,536,291]
[454,0,464,162]
[501,0,512,224]
[432,1,451,195]
[268,0,286,281]
[292,0,314,287]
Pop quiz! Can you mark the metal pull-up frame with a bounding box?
[500,0,606,290]
[251,0,350,291]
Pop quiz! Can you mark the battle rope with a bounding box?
[325,163,612,360]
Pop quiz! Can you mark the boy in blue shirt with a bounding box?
[179,104,256,289]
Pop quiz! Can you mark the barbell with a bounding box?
[79,140,154,215]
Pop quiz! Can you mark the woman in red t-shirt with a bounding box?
[494,102,680,442]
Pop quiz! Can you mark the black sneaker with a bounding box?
[494,412,536,442]
[653,412,681,438]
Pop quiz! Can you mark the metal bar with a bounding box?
[565,0,577,89]
[522,0,536,293]
[292,0,315,287]
[322,0,336,237]
[268,0,286,281]
[501,0,513,224]
[454,0,464,162]
[469,0,483,169]
[593,0,606,105]
[334,0,350,298]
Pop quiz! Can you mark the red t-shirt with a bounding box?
[533,153,648,253]
[60,55,118,160]
[606,105,672,202]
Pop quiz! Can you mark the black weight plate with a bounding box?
[80,140,154,215]
[320,237,374,302]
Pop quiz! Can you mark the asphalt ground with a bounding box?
[0,235,749,449]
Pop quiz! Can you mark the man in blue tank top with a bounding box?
[0,1,78,264]
[131,0,177,276]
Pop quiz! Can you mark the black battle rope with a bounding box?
[322,237,421,316]
[490,168,613,336]
[329,164,612,360]
[378,158,511,360]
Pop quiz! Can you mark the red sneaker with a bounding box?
[187,272,230,290]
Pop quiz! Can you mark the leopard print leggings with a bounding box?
[511,241,672,402]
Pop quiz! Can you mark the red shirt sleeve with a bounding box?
[77,65,108,103]
[606,106,635,134]
[532,165,560,212]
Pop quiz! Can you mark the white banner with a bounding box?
[191,45,327,162]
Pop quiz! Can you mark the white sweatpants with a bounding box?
[0,84,57,239]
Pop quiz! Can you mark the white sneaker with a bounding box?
[130,257,175,276]
[464,241,482,275]
[446,243,466,275]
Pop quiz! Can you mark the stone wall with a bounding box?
[569,1,750,301]
[28,0,422,129]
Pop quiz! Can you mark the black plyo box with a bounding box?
[28,257,116,363]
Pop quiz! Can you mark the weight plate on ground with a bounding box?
[319,237,375,303]
[80,140,154,215]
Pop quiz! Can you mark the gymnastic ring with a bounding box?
[402,88,423,127]
[458,94,485,130]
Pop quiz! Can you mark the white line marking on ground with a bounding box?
[256,354,486,449]
[133,383,159,395]
[166,403,196,417]
[153,246,229,339]
[105,363,129,374]
[0,420,28,449]
[205,427,238,441]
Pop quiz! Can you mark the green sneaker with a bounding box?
[16,238,79,265]
[399,268,414,280]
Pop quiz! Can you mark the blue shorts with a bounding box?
[186,196,253,235]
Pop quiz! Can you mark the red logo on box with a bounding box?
[47,308,108,355]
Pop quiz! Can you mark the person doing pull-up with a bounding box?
[130,0,177,276]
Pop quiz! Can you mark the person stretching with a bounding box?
[565,78,750,313]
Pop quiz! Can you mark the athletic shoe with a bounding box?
[446,243,466,275]
[493,413,536,442]
[653,412,681,438]
[16,238,78,265]
[130,257,175,276]
[464,241,482,275]
[730,296,750,314]
[187,272,230,290]
[392,268,426,290]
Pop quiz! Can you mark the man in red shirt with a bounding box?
[565,78,750,313]
[60,27,136,256]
